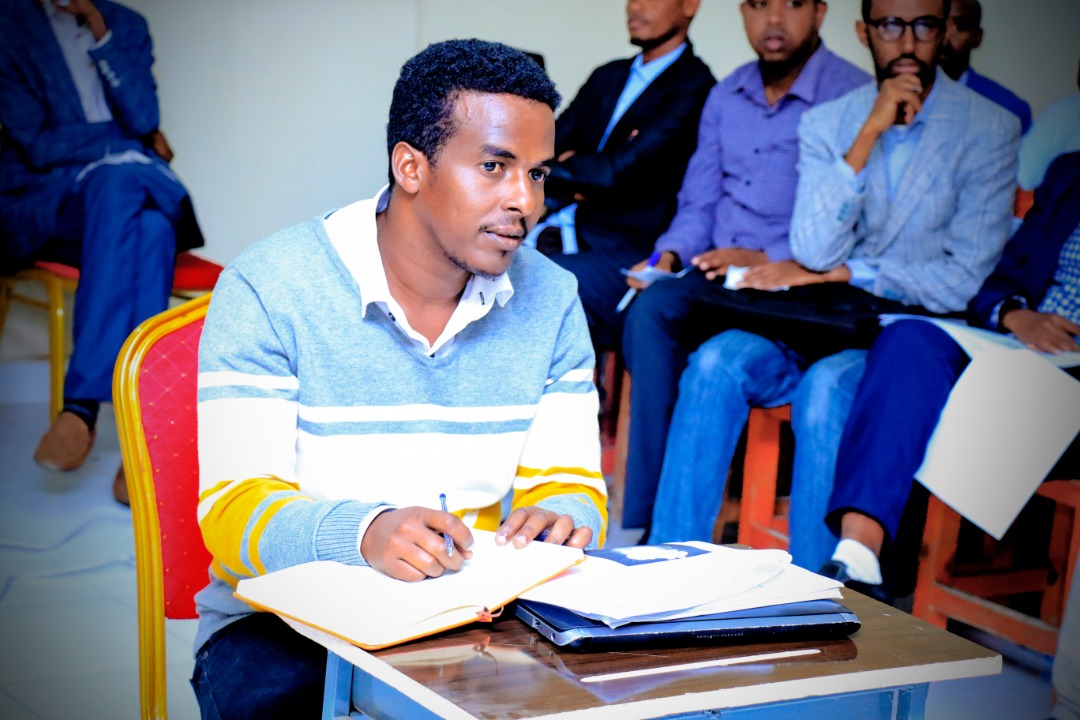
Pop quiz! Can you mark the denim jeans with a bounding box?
[648,329,866,571]
[192,612,327,720]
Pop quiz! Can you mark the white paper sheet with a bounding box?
[889,318,1080,539]
[519,543,841,627]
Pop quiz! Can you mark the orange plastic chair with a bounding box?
[736,405,793,550]
[113,293,213,720]
[912,478,1080,655]
[0,251,224,418]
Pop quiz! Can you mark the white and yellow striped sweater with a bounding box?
[193,191,608,651]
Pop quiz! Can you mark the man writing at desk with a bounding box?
[191,40,607,719]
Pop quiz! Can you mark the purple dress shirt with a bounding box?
[654,43,869,264]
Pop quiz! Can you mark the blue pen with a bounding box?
[439,493,454,557]
[616,250,664,313]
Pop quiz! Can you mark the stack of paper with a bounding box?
[520,542,842,628]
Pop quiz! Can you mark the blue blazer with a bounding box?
[0,0,201,263]
[964,68,1032,135]
[790,71,1021,314]
[968,151,1080,327]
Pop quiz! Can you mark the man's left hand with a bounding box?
[737,260,851,291]
[496,506,592,549]
[54,0,108,41]
[148,131,174,163]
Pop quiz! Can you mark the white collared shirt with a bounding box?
[322,187,515,357]
[44,0,113,123]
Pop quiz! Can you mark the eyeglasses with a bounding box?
[742,0,814,11]
[866,16,945,43]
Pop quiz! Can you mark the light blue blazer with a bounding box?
[790,70,1021,314]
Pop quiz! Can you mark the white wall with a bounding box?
[125,0,1078,265]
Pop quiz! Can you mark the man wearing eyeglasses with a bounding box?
[787,0,1021,589]
[641,0,1019,574]
[938,0,1032,134]
[619,0,869,535]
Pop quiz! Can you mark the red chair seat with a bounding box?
[172,252,225,291]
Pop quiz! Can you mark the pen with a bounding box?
[439,493,454,557]
[616,250,663,313]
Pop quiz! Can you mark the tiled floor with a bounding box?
[0,357,1059,719]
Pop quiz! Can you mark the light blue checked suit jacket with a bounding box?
[790,70,1021,314]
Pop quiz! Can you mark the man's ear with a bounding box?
[855,20,870,49]
[815,1,828,30]
[970,27,983,50]
[389,141,428,195]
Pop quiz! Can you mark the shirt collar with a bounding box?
[734,41,831,107]
[631,41,687,82]
[322,186,514,353]
[785,41,831,104]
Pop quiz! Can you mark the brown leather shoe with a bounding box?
[112,464,130,507]
[34,411,95,471]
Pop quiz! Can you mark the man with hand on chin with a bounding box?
[192,40,606,718]
[643,0,1019,577]
[620,0,868,532]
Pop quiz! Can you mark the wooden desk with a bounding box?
[320,590,999,719]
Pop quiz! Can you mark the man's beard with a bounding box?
[759,36,821,83]
[868,35,937,88]
[630,23,681,53]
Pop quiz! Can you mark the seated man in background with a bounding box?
[619,0,868,530]
[529,0,715,351]
[644,0,1020,572]
[192,40,607,718]
[822,151,1080,601]
[0,0,203,503]
[1019,57,1080,191]
[938,0,1032,133]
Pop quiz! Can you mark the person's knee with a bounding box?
[792,351,867,432]
[79,162,156,196]
[873,320,953,360]
[680,330,765,398]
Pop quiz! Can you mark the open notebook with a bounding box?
[234,530,584,650]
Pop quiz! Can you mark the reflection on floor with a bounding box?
[0,359,1056,719]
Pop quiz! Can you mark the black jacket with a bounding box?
[545,43,715,256]
[968,152,1080,329]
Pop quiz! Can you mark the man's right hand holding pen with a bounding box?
[361,506,475,582]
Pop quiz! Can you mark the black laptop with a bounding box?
[514,598,860,652]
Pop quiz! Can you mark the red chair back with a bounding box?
[114,293,212,719]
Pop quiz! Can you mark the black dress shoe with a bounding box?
[819,559,895,605]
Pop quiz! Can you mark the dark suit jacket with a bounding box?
[545,43,715,256]
[968,151,1080,328]
[965,68,1032,135]
[0,0,201,264]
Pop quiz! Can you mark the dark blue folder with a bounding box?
[514,598,860,651]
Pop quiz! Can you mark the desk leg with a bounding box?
[896,683,928,720]
[323,652,355,720]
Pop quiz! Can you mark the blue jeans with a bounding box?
[649,329,866,571]
[192,612,327,720]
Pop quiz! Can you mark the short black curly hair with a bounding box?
[386,39,560,187]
